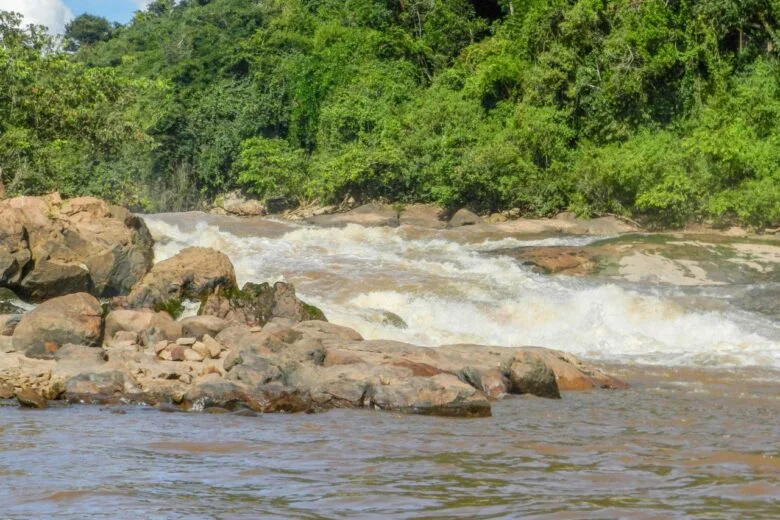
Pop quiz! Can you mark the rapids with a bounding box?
[2,212,778,519]
[145,213,780,372]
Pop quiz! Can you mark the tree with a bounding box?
[64,14,114,51]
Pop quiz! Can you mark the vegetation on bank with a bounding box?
[0,0,778,228]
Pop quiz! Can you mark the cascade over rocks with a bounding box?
[0,196,626,417]
[0,193,154,301]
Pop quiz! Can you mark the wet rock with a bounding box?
[398,204,447,229]
[369,373,492,417]
[505,351,561,399]
[448,208,482,228]
[126,247,236,309]
[0,194,154,301]
[64,371,126,404]
[215,191,266,217]
[16,389,48,409]
[0,287,27,314]
[13,293,103,359]
[179,315,230,340]
[307,203,400,228]
[201,282,327,327]
[0,381,14,399]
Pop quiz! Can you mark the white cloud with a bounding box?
[0,0,73,34]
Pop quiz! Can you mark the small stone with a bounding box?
[192,341,209,358]
[179,373,193,384]
[16,389,48,409]
[184,348,204,362]
[176,337,197,346]
[249,327,263,333]
[169,345,186,361]
[140,327,166,347]
[201,364,223,377]
[158,348,173,361]
[153,340,169,354]
[202,334,223,359]
[0,382,14,399]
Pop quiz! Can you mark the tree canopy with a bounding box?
[1,0,778,226]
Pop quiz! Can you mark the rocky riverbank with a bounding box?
[1,194,625,417]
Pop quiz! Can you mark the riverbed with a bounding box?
[1,213,778,518]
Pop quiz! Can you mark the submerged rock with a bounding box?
[16,389,48,409]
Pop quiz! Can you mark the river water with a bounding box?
[1,213,778,518]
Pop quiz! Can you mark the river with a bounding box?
[1,212,778,518]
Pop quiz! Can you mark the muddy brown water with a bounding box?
[1,213,778,518]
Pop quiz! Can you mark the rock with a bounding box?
[112,330,139,344]
[168,345,186,362]
[105,309,183,342]
[184,348,204,362]
[291,321,362,341]
[215,191,266,217]
[202,335,223,359]
[0,287,27,314]
[64,371,126,404]
[0,194,154,301]
[179,315,230,340]
[398,204,447,229]
[176,337,197,346]
[126,247,237,309]
[53,344,106,364]
[0,314,22,336]
[12,293,103,359]
[191,341,210,358]
[201,282,327,327]
[0,381,14,399]
[505,351,561,399]
[0,335,13,353]
[153,340,169,354]
[16,389,48,409]
[307,203,400,228]
[448,208,482,228]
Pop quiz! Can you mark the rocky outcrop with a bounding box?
[448,208,482,228]
[0,193,154,301]
[0,207,626,417]
[201,281,326,327]
[125,247,236,309]
[0,310,624,416]
[213,191,266,217]
[12,293,103,359]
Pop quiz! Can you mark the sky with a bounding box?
[0,0,152,33]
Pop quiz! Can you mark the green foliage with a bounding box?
[235,137,307,200]
[1,0,778,227]
[64,14,115,51]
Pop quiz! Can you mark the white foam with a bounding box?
[144,214,780,370]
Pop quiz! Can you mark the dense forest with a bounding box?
[1,0,778,227]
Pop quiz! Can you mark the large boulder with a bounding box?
[0,194,154,301]
[126,247,237,309]
[201,281,326,327]
[12,293,103,359]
